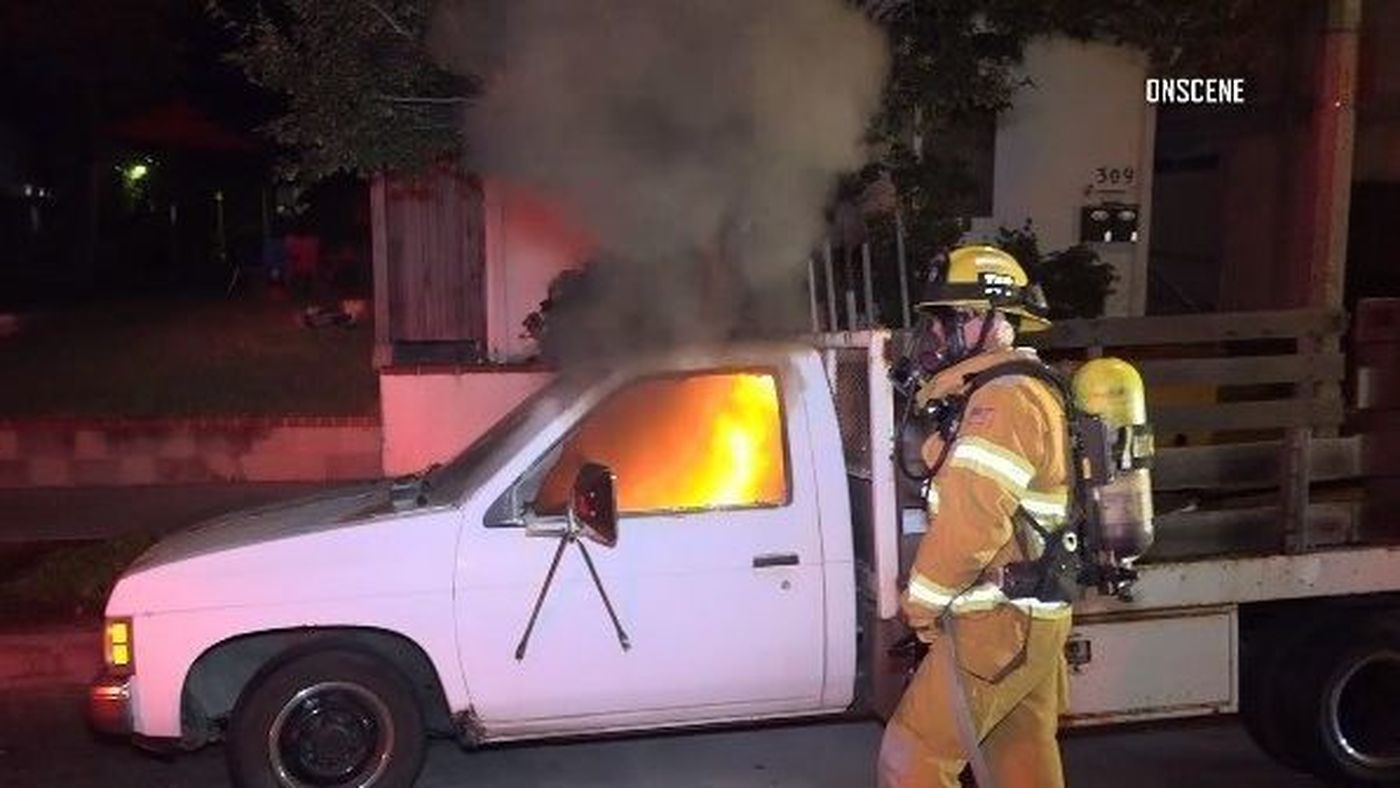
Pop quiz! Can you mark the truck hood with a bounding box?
[108,484,462,617]
[128,481,441,573]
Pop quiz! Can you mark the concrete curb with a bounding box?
[0,626,101,689]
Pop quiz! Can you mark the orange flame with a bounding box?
[537,372,786,514]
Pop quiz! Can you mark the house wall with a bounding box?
[1144,6,1319,314]
[969,38,1156,316]
[482,180,594,362]
[379,366,554,475]
[1169,2,1375,312]
[1215,130,1311,311]
[1354,0,1400,181]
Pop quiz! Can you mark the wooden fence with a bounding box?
[370,168,487,367]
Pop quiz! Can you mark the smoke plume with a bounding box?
[430,0,888,360]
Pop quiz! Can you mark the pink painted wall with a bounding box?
[482,180,594,362]
[379,368,554,475]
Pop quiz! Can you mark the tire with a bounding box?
[226,648,426,788]
[1239,617,1312,773]
[1301,615,1400,785]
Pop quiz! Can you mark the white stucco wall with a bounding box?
[969,38,1156,316]
[379,368,554,476]
[483,180,594,362]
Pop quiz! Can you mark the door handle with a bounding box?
[753,553,800,568]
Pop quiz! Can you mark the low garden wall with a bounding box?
[0,417,382,488]
[379,365,553,476]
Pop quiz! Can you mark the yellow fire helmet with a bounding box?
[915,244,1052,332]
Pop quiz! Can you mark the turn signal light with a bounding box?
[104,618,134,676]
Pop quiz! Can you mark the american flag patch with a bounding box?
[965,406,995,428]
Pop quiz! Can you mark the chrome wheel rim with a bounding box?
[1326,649,1400,771]
[268,681,395,788]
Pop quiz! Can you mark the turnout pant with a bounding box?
[878,611,1073,788]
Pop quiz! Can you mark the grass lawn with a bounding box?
[0,297,378,417]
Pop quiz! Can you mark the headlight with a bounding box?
[104,617,134,676]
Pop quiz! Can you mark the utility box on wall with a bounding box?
[1081,203,1141,244]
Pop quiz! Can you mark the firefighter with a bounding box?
[879,245,1073,788]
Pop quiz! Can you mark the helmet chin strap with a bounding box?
[944,310,967,363]
[924,308,1002,375]
[971,308,999,354]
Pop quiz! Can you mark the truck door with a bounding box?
[455,367,827,732]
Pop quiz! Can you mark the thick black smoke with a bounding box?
[431,0,888,360]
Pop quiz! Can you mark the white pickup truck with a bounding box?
[90,318,1400,787]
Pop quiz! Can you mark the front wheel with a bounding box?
[226,648,426,788]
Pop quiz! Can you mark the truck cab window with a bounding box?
[531,371,789,516]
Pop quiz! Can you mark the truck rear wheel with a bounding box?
[1303,616,1400,784]
[1239,617,1310,772]
[226,648,426,788]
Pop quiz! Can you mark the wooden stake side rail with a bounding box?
[1154,437,1360,491]
[1026,309,1345,350]
[1017,309,1352,554]
[1131,353,1346,387]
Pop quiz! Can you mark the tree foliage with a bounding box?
[209,0,468,184]
[993,222,1117,319]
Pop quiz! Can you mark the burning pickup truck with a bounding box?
[90,321,1400,787]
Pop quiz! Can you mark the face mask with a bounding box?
[921,309,968,372]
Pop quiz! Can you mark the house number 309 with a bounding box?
[1095,167,1135,186]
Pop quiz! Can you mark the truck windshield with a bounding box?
[424,373,593,505]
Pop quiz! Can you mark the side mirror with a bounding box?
[570,462,618,547]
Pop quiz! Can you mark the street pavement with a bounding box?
[1,686,1325,788]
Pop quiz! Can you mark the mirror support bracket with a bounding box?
[574,525,631,652]
[513,513,632,662]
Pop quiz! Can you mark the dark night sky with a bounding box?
[0,1,274,184]
[0,1,286,301]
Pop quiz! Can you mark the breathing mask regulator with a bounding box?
[891,245,1154,601]
[890,305,998,479]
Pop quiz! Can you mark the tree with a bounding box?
[209,0,469,185]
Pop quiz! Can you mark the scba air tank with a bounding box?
[1072,358,1155,563]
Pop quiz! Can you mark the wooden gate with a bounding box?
[371,167,486,366]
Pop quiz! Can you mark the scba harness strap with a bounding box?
[927,359,1092,604]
